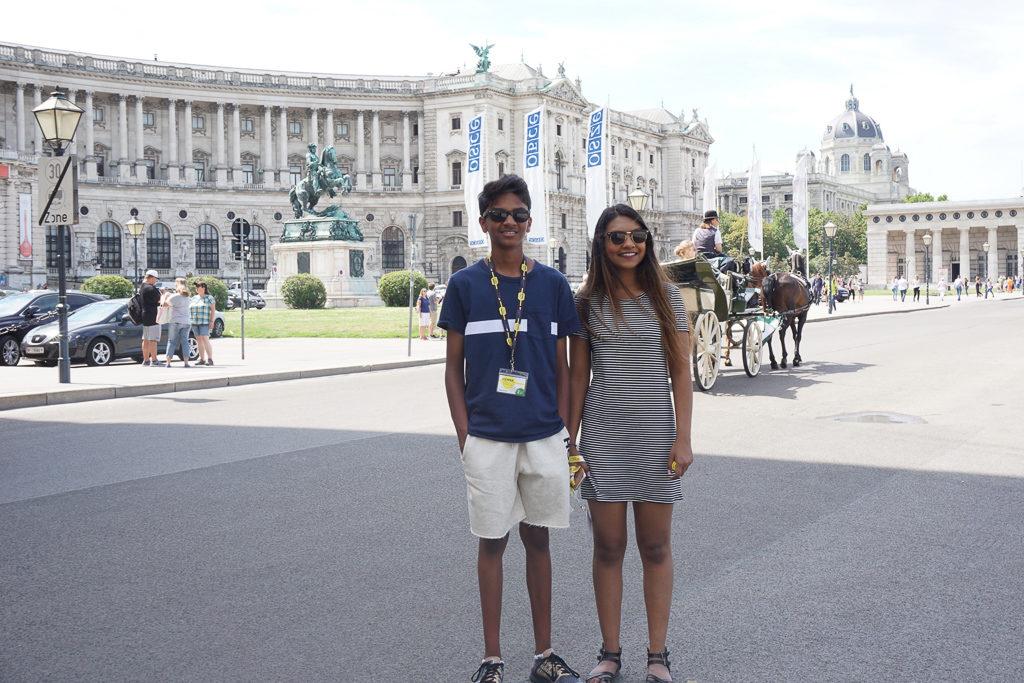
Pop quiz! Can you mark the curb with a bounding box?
[0,356,446,412]
[807,302,951,324]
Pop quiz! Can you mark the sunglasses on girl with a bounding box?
[485,208,531,223]
[605,228,650,245]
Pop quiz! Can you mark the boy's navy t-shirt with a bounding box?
[439,258,581,443]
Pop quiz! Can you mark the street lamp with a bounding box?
[125,217,145,290]
[982,241,990,280]
[922,232,932,305]
[548,236,557,269]
[33,90,84,385]
[627,187,649,213]
[823,221,837,314]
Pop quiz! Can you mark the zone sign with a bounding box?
[37,156,79,226]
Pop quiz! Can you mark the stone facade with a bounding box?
[0,43,712,292]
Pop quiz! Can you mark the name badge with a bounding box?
[496,369,529,397]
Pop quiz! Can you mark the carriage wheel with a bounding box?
[692,310,722,392]
[742,319,763,378]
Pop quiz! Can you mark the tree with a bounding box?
[719,212,747,258]
[807,208,866,262]
[763,208,795,259]
[901,192,949,203]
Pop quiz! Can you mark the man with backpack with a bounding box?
[140,270,162,366]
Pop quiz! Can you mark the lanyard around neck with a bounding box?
[485,254,527,370]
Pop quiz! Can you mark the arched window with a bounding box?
[97,221,122,269]
[196,224,219,270]
[762,209,771,223]
[248,225,268,270]
[840,154,850,172]
[875,159,882,175]
[786,208,793,220]
[556,246,567,274]
[381,226,405,271]
[147,222,171,270]
[45,226,72,268]
[555,152,565,190]
[451,255,467,274]
[863,153,870,171]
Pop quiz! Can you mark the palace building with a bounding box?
[1,42,713,293]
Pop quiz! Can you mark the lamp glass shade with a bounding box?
[823,221,838,239]
[922,233,932,246]
[982,241,990,252]
[627,188,649,212]
[125,217,145,237]
[32,91,84,147]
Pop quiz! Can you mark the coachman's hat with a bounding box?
[703,210,719,221]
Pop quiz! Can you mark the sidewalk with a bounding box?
[1,293,1019,411]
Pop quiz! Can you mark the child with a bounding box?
[439,174,582,683]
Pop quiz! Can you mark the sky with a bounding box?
[6,0,1023,201]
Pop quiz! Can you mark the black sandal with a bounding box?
[645,648,671,683]
[585,646,622,682]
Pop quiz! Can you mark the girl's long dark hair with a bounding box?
[577,204,685,371]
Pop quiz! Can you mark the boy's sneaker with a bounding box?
[471,659,504,682]
[530,652,580,682]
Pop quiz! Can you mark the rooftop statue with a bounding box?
[471,42,494,73]
[288,143,353,219]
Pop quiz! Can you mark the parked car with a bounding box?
[226,288,265,310]
[0,291,105,366]
[20,298,219,366]
[0,289,22,298]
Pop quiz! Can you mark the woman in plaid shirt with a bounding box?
[189,281,216,366]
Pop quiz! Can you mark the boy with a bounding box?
[439,175,582,683]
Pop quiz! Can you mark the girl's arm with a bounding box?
[668,329,694,479]
[567,335,591,483]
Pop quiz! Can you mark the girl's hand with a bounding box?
[668,441,693,480]
[569,443,589,488]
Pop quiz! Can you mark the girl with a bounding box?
[568,204,694,683]
[161,278,192,367]
[189,281,216,366]
[416,288,430,340]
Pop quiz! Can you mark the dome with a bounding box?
[871,142,889,152]
[822,87,883,142]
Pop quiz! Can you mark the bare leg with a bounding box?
[479,534,510,659]
[588,501,628,680]
[520,523,552,655]
[635,502,675,681]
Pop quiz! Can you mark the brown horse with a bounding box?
[749,256,811,369]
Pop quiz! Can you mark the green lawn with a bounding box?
[221,306,421,338]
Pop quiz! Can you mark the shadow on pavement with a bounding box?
[710,360,872,399]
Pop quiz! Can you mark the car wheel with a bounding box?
[132,356,144,364]
[212,318,225,338]
[85,338,114,366]
[0,335,20,366]
[188,335,199,360]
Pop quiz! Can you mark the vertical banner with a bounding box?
[18,193,32,259]
[524,105,548,245]
[465,113,487,248]
[585,107,608,239]
[792,154,809,252]
[702,161,717,215]
[747,155,763,254]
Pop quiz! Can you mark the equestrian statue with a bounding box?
[288,143,353,219]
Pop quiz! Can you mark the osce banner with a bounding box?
[702,161,717,215]
[464,114,487,248]
[792,154,809,252]
[746,156,763,253]
[524,106,548,245]
[584,107,608,239]
[18,193,32,259]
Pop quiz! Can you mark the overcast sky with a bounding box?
[7,0,1023,200]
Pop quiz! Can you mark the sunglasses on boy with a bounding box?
[604,228,650,245]
[484,208,531,224]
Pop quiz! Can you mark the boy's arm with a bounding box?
[444,330,469,452]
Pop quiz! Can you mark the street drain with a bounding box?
[824,412,926,424]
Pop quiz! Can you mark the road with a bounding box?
[2,299,1023,682]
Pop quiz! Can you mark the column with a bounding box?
[118,95,130,181]
[215,103,227,187]
[33,86,42,155]
[166,99,178,184]
[904,229,916,283]
[134,96,147,182]
[417,111,424,188]
[356,110,365,188]
[231,104,242,187]
[371,109,381,190]
[278,106,288,187]
[67,90,79,154]
[14,82,25,153]
[309,108,319,147]
[959,226,971,282]
[263,106,273,186]
[987,226,999,279]
[401,111,412,191]
[84,91,97,181]
[325,110,334,151]
[931,229,942,284]
[182,101,195,184]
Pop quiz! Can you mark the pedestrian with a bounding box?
[912,274,921,302]
[955,276,963,301]
[568,204,693,683]
[189,280,216,366]
[985,277,994,299]
[427,282,441,338]
[858,278,865,301]
[438,174,583,683]
[416,287,430,340]
[891,276,899,301]
[938,277,947,298]
[160,278,192,367]
[975,275,982,297]
[898,275,908,302]
[140,270,162,366]
[812,273,824,305]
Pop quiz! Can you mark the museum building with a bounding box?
[0,41,713,294]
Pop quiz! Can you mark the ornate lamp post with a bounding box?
[922,232,932,305]
[125,217,145,290]
[982,241,990,281]
[32,90,83,384]
[824,221,838,314]
[627,187,649,213]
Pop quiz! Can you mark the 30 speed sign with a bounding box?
[37,156,79,226]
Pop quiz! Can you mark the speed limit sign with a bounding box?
[37,156,79,226]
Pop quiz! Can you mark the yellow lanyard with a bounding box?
[485,254,527,370]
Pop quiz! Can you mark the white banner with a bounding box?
[524,105,548,245]
[18,193,32,259]
[464,113,487,248]
[585,107,608,239]
[702,161,717,215]
[747,155,763,253]
[792,154,809,251]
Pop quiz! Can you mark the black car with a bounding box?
[226,289,265,310]
[21,298,199,366]
[0,291,105,366]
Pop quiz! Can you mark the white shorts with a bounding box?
[419,312,431,326]
[460,428,571,539]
